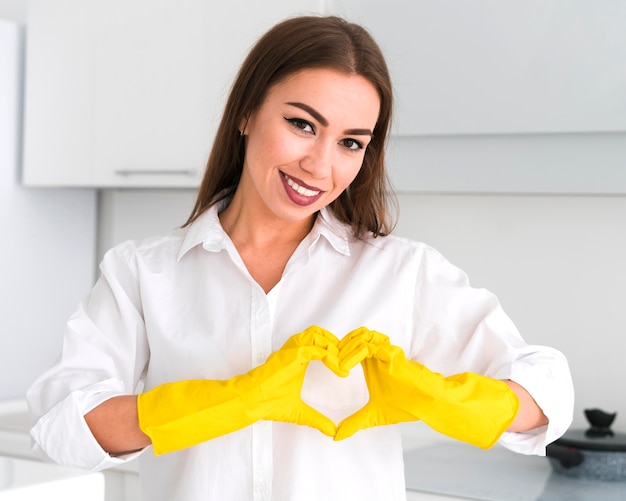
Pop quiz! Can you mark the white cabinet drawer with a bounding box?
[23,0,323,187]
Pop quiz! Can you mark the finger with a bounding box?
[319,350,349,378]
[295,344,339,364]
[338,331,391,372]
[338,328,389,355]
[280,327,318,350]
[288,344,348,378]
[376,342,410,366]
[360,329,390,349]
[337,327,375,370]
[310,327,341,356]
[337,326,372,351]
[283,326,341,354]
[338,340,372,373]
[261,343,331,374]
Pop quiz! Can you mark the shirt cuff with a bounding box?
[30,379,145,471]
[495,348,574,455]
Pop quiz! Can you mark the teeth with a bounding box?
[285,175,320,197]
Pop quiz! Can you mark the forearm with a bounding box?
[84,395,151,455]
[504,379,548,432]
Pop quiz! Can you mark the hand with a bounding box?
[244,325,347,436]
[334,327,519,448]
[138,326,346,455]
[335,328,421,440]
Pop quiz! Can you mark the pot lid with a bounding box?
[555,408,626,452]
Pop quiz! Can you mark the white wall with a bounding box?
[395,193,626,431]
[96,189,626,432]
[4,0,626,432]
[0,13,97,400]
[96,190,195,260]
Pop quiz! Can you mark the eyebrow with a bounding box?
[286,102,374,137]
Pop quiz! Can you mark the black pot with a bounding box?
[546,408,626,481]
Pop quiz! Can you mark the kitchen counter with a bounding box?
[0,400,459,500]
[0,456,104,500]
[0,400,138,501]
[0,401,105,500]
[399,422,626,500]
[3,400,625,500]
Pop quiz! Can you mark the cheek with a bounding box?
[252,128,301,166]
[334,159,364,191]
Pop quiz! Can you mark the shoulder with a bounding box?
[352,231,435,259]
[320,208,435,260]
[350,232,465,279]
[102,227,187,272]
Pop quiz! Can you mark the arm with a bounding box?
[407,245,573,451]
[84,396,150,455]
[85,327,344,457]
[504,379,548,432]
[335,328,520,448]
[27,244,150,469]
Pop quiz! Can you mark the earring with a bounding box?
[240,115,250,137]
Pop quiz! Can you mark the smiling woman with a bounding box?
[223,67,380,257]
[27,15,573,501]
[185,15,396,239]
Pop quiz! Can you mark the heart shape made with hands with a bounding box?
[294,325,520,447]
[298,326,393,428]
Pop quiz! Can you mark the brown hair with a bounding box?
[184,15,397,237]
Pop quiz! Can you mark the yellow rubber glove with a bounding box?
[335,327,519,448]
[137,326,346,455]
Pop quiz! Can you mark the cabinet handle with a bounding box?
[114,169,198,176]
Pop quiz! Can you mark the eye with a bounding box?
[340,138,364,152]
[284,117,315,134]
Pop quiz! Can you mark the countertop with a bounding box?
[398,422,626,500]
[0,399,138,475]
[0,400,105,499]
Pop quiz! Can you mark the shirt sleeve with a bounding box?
[409,244,574,455]
[26,243,150,471]
[495,345,574,455]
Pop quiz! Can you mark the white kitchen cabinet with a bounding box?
[23,0,324,187]
[328,0,626,136]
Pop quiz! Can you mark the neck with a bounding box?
[218,195,317,294]
[219,196,316,250]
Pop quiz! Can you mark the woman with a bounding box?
[27,15,573,500]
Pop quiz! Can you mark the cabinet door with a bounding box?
[23,0,96,186]
[23,0,323,187]
[328,0,626,136]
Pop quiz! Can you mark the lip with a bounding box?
[280,172,325,207]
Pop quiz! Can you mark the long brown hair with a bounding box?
[184,15,397,237]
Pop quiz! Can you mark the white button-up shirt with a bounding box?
[27,205,574,501]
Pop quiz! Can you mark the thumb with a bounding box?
[290,402,338,438]
[320,351,349,378]
[334,404,378,441]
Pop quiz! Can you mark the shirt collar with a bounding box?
[313,207,352,256]
[177,204,354,261]
[177,203,229,261]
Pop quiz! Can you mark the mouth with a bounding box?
[281,172,321,197]
[282,172,322,197]
[280,172,325,207]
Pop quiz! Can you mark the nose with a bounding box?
[300,140,333,179]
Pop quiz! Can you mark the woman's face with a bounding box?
[237,67,380,223]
